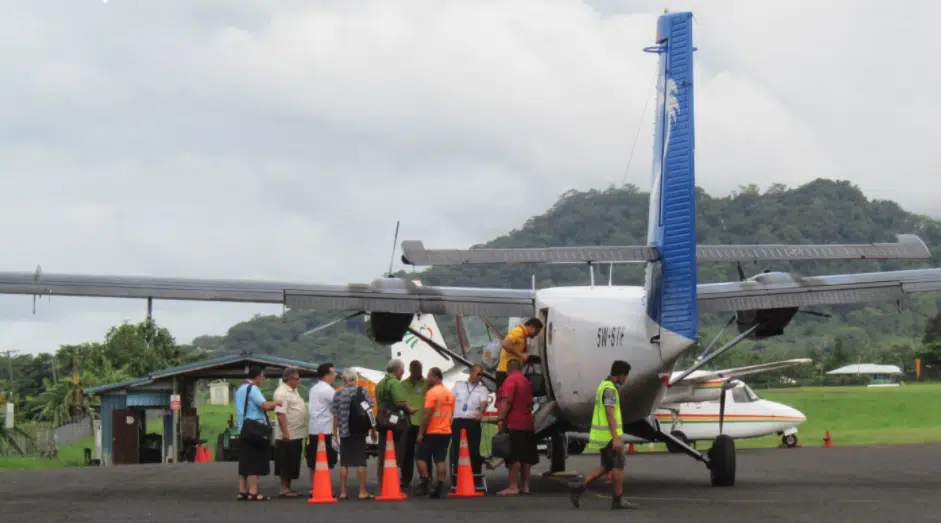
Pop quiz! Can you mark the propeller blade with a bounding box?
[301,311,365,336]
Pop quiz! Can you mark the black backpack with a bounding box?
[347,387,372,435]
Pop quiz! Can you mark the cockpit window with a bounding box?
[731,385,759,403]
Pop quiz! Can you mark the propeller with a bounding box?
[300,220,401,338]
[735,261,830,318]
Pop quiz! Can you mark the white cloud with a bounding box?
[1,0,939,354]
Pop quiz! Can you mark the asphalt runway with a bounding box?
[4,444,941,523]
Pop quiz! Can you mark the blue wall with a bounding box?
[100,391,173,466]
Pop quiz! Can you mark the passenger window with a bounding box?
[731,388,750,403]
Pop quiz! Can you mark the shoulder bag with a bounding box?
[240,384,272,444]
[375,378,409,433]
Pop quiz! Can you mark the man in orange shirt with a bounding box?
[415,367,455,498]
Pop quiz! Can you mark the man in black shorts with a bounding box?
[569,360,638,510]
[415,367,455,498]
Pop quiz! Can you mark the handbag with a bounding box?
[239,384,272,444]
[491,431,512,459]
[375,378,409,433]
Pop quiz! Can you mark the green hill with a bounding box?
[188,179,941,382]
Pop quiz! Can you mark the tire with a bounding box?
[547,433,567,473]
[567,439,586,455]
[782,434,798,448]
[708,434,736,487]
[665,431,689,453]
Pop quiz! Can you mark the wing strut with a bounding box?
[406,327,496,385]
[668,324,760,387]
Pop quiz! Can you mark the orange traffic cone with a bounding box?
[308,433,338,504]
[627,442,636,453]
[375,430,408,501]
[449,429,484,498]
[194,445,207,463]
[824,430,832,448]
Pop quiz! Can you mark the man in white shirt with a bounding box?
[306,363,338,489]
[449,364,491,485]
[274,366,308,497]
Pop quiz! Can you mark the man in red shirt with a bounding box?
[495,358,538,496]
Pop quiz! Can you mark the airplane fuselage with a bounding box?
[534,285,694,433]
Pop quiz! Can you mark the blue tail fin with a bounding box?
[644,11,698,347]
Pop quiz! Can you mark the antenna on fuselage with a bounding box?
[608,262,614,286]
[531,274,535,290]
[589,262,595,287]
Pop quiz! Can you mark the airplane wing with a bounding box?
[671,358,813,386]
[695,268,941,313]
[0,270,535,318]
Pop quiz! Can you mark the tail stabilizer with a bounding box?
[644,11,698,355]
[390,313,456,373]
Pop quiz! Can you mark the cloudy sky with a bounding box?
[1,0,937,355]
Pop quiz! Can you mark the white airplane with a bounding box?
[563,377,807,455]
[2,10,941,487]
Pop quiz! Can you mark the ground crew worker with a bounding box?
[569,360,639,510]
[495,318,542,389]
[415,367,455,498]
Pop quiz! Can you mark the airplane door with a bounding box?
[535,308,554,400]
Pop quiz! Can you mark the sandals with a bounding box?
[237,492,248,501]
[358,493,375,500]
[246,493,270,501]
[279,490,301,498]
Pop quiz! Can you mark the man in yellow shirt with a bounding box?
[496,318,543,389]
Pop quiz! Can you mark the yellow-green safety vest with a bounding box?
[587,379,622,449]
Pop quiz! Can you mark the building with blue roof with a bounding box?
[83,352,320,466]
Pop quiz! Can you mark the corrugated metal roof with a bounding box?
[826,363,903,375]
[83,353,323,396]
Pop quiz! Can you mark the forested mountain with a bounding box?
[186,178,941,379]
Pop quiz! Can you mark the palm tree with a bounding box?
[0,416,30,455]
[28,361,132,425]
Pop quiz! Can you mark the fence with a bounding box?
[2,416,94,457]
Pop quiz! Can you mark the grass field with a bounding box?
[4,382,941,470]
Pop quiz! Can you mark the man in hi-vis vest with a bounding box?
[569,360,639,510]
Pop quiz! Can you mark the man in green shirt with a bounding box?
[398,360,427,488]
[375,359,414,488]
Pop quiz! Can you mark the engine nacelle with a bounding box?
[734,271,802,339]
[735,306,799,339]
[367,312,414,345]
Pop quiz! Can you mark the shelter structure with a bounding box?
[826,363,903,386]
[83,353,319,466]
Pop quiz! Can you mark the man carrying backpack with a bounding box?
[331,368,377,500]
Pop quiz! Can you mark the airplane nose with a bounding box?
[786,406,807,423]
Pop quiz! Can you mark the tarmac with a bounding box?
[3,444,941,523]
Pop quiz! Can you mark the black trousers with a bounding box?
[450,418,483,477]
[398,425,420,485]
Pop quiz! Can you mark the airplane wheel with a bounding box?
[567,439,586,455]
[782,434,798,448]
[666,431,690,453]
[707,434,736,487]
[547,433,567,473]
